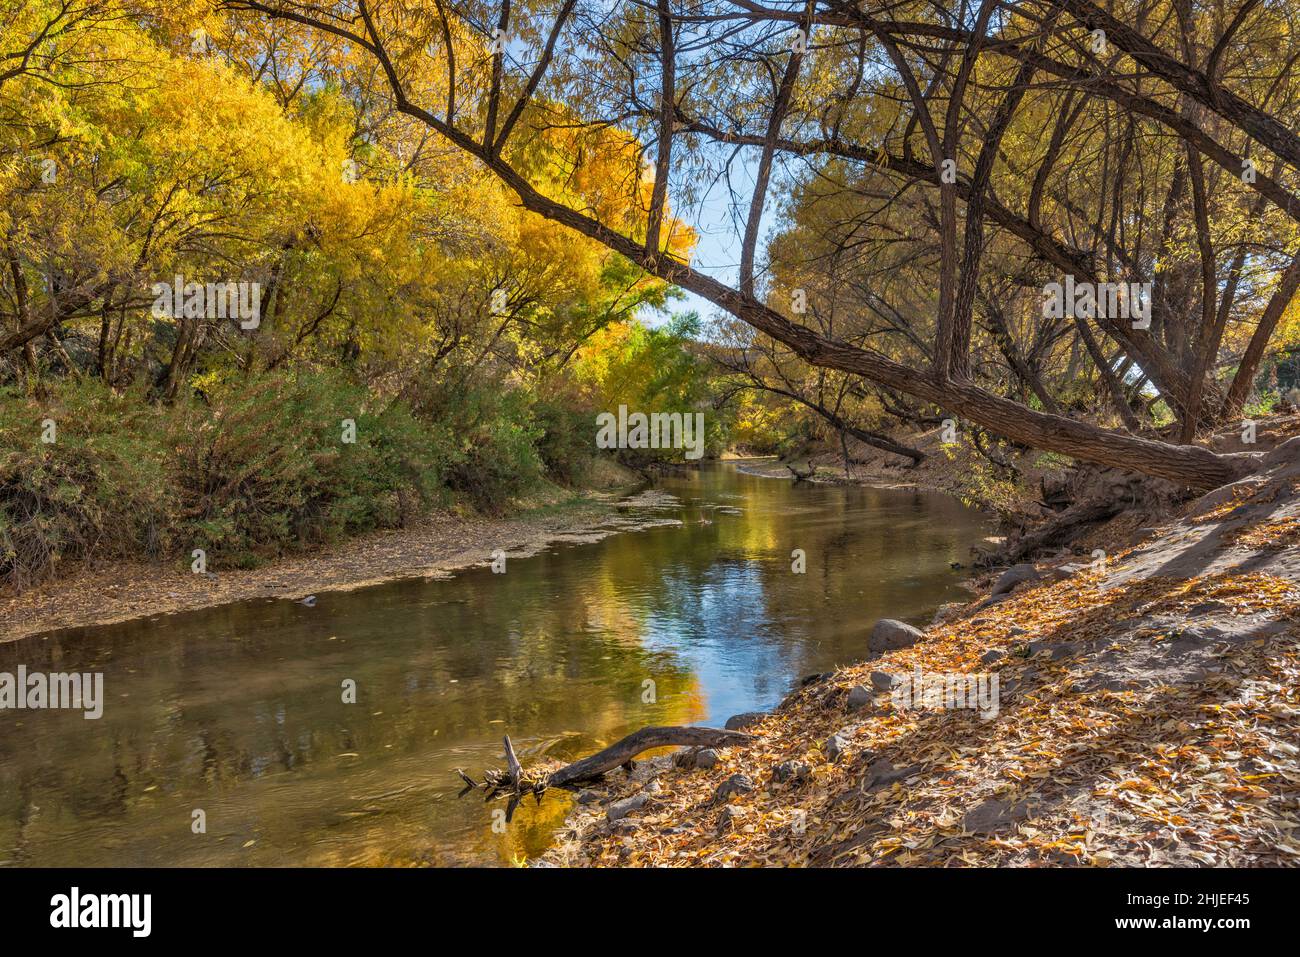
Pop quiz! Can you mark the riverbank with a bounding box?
[0,477,647,643]
[542,439,1300,867]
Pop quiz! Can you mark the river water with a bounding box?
[0,463,990,866]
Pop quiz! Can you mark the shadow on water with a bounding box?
[0,463,990,866]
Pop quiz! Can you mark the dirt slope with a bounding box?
[545,440,1300,867]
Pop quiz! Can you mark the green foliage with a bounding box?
[1243,390,1280,418]
[0,381,175,588]
[0,373,462,584]
[172,371,454,565]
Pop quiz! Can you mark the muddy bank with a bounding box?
[0,487,657,644]
[542,439,1300,867]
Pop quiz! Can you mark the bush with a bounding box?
[171,370,454,565]
[0,371,460,585]
[0,381,175,589]
[437,387,544,514]
[530,392,594,485]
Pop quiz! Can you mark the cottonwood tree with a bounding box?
[219,0,1300,488]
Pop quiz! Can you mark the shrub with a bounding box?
[171,370,453,565]
[0,381,174,588]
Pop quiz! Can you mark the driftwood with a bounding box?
[546,725,752,788]
[456,726,753,820]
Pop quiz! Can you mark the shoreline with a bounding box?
[0,489,646,644]
[542,439,1300,867]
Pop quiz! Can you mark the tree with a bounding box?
[222,0,1300,489]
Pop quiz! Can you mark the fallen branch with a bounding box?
[455,726,753,819]
[547,726,753,788]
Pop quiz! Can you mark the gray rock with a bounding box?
[1049,563,1088,580]
[825,731,851,761]
[724,711,766,731]
[606,793,650,822]
[714,773,755,802]
[773,760,810,784]
[992,563,1040,596]
[869,670,897,692]
[628,754,673,785]
[869,618,925,652]
[576,790,603,805]
[846,685,873,710]
[673,746,720,770]
[716,805,744,833]
[979,649,1005,665]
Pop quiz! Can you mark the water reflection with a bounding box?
[0,463,989,866]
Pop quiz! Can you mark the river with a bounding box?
[0,463,990,866]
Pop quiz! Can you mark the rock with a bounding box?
[992,563,1040,596]
[724,711,766,731]
[673,746,720,770]
[716,805,744,833]
[606,793,650,822]
[799,671,832,687]
[869,618,925,652]
[869,670,897,691]
[846,685,873,710]
[825,731,851,761]
[714,773,755,802]
[1049,562,1088,580]
[576,790,603,805]
[773,760,810,784]
[931,602,966,626]
[979,649,1005,665]
[976,593,1013,610]
[628,754,673,785]
[1008,627,1028,637]
[1263,434,1300,467]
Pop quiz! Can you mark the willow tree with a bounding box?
[223,0,1300,489]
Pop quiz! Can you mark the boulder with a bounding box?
[869,671,897,692]
[724,711,766,731]
[773,760,810,784]
[992,563,1040,596]
[716,805,744,834]
[869,618,925,652]
[825,731,851,761]
[714,773,755,802]
[979,649,1005,666]
[673,747,719,771]
[606,793,649,822]
[846,685,873,710]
